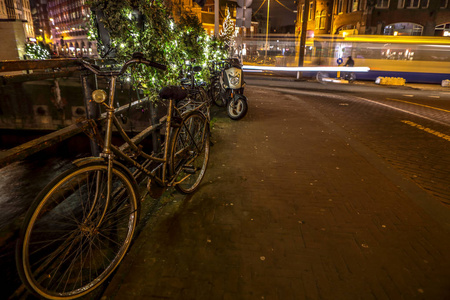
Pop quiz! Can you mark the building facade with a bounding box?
[47,0,95,57]
[296,0,450,38]
[30,0,51,45]
[171,0,224,36]
[0,0,35,60]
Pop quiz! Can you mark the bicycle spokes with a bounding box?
[170,112,210,194]
[19,165,138,298]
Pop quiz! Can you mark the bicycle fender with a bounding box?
[72,156,105,167]
[72,157,138,188]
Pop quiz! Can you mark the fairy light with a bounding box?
[87,0,228,96]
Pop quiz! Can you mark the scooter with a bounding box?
[220,58,248,120]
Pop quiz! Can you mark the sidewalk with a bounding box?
[101,87,450,300]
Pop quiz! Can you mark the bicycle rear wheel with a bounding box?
[16,162,139,299]
[170,111,210,194]
[211,80,225,107]
[195,86,210,119]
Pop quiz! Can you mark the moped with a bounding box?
[220,58,248,120]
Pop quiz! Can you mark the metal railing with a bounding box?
[0,58,158,168]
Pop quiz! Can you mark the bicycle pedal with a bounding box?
[182,165,197,174]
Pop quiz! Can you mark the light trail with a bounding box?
[242,65,370,72]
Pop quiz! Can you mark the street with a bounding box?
[2,77,450,299]
[100,78,450,299]
[246,76,450,208]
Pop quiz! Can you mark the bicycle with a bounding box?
[207,60,226,107]
[15,52,210,299]
[178,59,210,119]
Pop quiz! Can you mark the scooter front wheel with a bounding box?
[227,95,248,120]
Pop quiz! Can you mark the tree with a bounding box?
[25,43,50,60]
[219,7,238,50]
[88,0,227,100]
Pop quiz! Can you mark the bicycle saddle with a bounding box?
[159,86,188,101]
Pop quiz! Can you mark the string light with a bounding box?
[87,0,227,98]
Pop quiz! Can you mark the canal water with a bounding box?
[0,133,93,298]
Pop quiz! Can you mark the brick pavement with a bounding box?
[101,86,450,300]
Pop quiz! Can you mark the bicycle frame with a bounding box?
[179,62,210,119]
[97,75,178,188]
[78,53,209,195]
[90,73,208,192]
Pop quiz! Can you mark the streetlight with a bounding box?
[264,0,270,60]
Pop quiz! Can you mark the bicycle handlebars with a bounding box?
[80,52,167,76]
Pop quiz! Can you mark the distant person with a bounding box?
[342,56,356,82]
[344,56,355,67]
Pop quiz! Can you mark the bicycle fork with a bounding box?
[85,76,118,228]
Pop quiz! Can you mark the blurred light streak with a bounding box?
[242,65,370,72]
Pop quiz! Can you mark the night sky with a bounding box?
[251,0,297,28]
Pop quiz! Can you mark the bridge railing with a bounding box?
[0,58,158,168]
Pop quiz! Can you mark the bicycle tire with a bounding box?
[195,86,210,119]
[211,81,225,107]
[16,162,139,299]
[169,111,210,194]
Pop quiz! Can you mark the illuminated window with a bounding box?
[405,0,419,8]
[319,10,327,29]
[308,2,314,20]
[384,22,423,35]
[398,0,405,8]
[353,0,359,11]
[348,0,359,12]
[376,0,389,8]
[435,23,450,36]
[337,0,344,13]
[300,4,304,22]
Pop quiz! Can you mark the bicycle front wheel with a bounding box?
[170,111,210,194]
[16,162,139,299]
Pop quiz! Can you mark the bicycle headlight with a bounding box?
[92,89,107,104]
